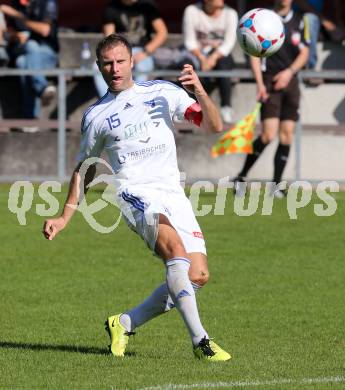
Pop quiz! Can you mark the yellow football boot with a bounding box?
[193,337,231,361]
[104,314,134,357]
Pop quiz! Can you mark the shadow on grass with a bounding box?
[0,341,109,355]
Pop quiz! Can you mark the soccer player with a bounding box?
[42,34,231,361]
[234,0,309,198]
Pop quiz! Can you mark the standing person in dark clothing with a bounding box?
[234,0,309,198]
[93,0,167,97]
[0,0,58,125]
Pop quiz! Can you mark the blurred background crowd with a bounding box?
[0,0,344,125]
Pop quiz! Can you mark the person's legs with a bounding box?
[121,252,209,331]
[215,54,233,107]
[16,40,57,118]
[237,118,279,178]
[214,54,234,122]
[272,77,299,186]
[273,120,295,183]
[106,192,230,360]
[15,52,36,119]
[153,214,208,346]
[132,46,154,82]
[304,13,321,69]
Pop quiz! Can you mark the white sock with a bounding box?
[120,281,202,332]
[121,283,170,331]
[166,257,208,346]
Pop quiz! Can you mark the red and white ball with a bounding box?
[237,8,285,57]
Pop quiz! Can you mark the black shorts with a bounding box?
[261,74,300,121]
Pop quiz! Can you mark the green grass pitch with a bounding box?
[0,184,344,389]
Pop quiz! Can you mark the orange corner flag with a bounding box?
[211,103,261,157]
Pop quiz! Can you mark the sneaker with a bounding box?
[41,85,56,106]
[105,314,135,357]
[193,336,231,361]
[220,106,233,123]
[20,126,39,133]
[233,176,246,198]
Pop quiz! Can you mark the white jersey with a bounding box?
[77,80,196,193]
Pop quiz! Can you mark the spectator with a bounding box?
[0,9,9,65]
[93,0,168,98]
[294,0,345,69]
[233,0,309,198]
[182,0,238,123]
[0,0,58,127]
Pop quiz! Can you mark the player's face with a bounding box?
[97,44,134,92]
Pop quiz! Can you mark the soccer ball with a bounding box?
[237,8,285,57]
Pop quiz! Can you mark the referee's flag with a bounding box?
[211,103,261,157]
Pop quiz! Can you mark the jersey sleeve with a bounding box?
[76,117,105,163]
[144,2,161,23]
[172,87,203,127]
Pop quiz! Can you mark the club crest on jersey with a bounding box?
[144,99,156,108]
[291,31,301,46]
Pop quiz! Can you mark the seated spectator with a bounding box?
[182,0,238,123]
[0,9,9,66]
[294,0,345,70]
[0,0,58,126]
[94,0,168,98]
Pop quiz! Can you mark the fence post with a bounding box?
[295,73,302,181]
[57,71,67,182]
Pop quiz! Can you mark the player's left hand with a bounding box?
[179,64,206,97]
[273,69,293,90]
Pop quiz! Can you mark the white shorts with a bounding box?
[118,187,207,255]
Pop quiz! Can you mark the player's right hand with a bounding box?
[42,217,66,241]
[256,83,269,102]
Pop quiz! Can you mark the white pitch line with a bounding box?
[137,376,345,390]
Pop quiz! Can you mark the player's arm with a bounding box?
[144,18,168,55]
[179,64,223,133]
[250,56,269,102]
[103,23,115,36]
[273,45,309,90]
[133,17,167,65]
[42,163,96,240]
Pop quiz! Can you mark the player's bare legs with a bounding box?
[279,119,295,145]
[153,214,209,346]
[110,214,230,360]
[261,117,280,143]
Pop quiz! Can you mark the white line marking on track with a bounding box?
[138,376,345,390]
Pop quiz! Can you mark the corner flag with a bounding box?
[211,103,261,157]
